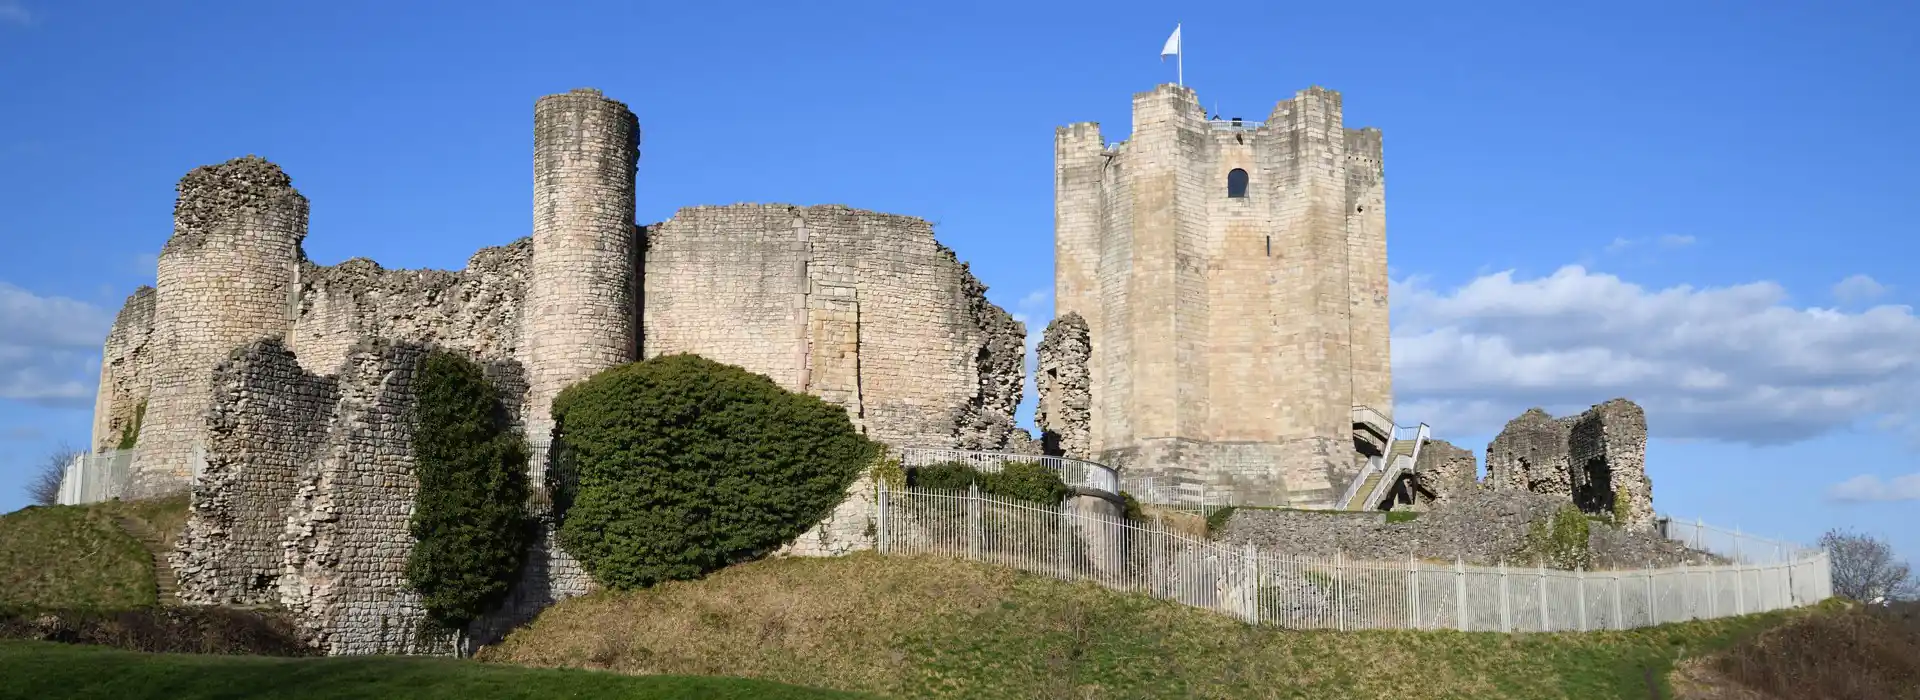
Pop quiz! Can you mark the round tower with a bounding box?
[522,88,641,443]
[128,156,307,498]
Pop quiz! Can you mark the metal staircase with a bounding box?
[1343,423,1430,511]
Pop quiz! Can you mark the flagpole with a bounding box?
[1176,22,1183,87]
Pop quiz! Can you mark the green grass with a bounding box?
[1385,511,1421,524]
[0,640,863,700]
[483,553,1817,700]
[0,504,156,610]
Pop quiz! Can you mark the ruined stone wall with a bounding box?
[1036,313,1091,458]
[1484,400,1655,531]
[175,339,338,606]
[1412,438,1479,507]
[641,204,1025,450]
[130,156,307,498]
[1055,85,1389,507]
[1485,408,1571,495]
[521,88,640,442]
[290,238,529,374]
[90,287,157,452]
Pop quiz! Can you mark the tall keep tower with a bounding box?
[1052,84,1391,507]
[521,88,642,442]
[128,156,309,498]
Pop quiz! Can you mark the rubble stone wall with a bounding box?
[90,286,158,451]
[1035,313,1091,459]
[289,239,530,375]
[1483,399,1656,531]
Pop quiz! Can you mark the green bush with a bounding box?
[116,401,146,450]
[1119,491,1145,522]
[905,460,1072,505]
[406,351,532,632]
[554,354,878,590]
[1205,506,1237,537]
[1520,505,1593,570]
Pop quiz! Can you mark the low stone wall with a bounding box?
[1215,487,1712,569]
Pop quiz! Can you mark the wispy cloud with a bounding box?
[1833,274,1890,304]
[0,281,112,408]
[0,1,33,27]
[1827,473,1920,503]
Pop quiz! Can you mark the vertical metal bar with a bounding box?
[1408,556,1420,630]
[877,480,890,555]
[1576,568,1588,632]
[1538,564,1549,632]
[1454,557,1467,632]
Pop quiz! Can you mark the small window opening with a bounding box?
[1265,236,1271,257]
[1227,168,1249,198]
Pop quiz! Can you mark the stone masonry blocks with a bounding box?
[1485,400,1655,531]
[522,88,640,444]
[1036,312,1092,459]
[131,156,308,499]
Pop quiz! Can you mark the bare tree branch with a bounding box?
[1820,528,1918,603]
[27,442,80,506]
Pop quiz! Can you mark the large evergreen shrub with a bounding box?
[406,351,532,632]
[554,353,878,590]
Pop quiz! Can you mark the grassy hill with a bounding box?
[0,502,166,610]
[479,553,1824,700]
[0,640,866,700]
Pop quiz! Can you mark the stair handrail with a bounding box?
[1361,423,1430,511]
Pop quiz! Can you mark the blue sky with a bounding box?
[0,1,1914,563]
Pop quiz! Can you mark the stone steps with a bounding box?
[113,514,181,604]
[1345,473,1384,511]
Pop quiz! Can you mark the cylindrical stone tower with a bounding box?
[128,156,307,498]
[522,88,641,443]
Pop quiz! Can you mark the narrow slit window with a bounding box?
[1227,168,1249,198]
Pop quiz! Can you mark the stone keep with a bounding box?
[1048,84,1391,507]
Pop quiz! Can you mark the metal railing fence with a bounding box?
[876,484,1832,631]
[56,449,135,505]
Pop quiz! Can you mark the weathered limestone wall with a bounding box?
[641,204,1026,450]
[774,473,881,558]
[1054,85,1390,507]
[290,238,530,374]
[521,88,640,442]
[1484,400,1655,531]
[1412,438,1479,507]
[1035,312,1091,458]
[175,339,338,606]
[90,287,158,452]
[131,156,308,498]
[1486,408,1572,495]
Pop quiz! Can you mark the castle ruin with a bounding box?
[1039,85,1391,507]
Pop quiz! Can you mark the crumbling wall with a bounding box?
[1483,400,1655,531]
[1485,408,1571,495]
[641,204,1026,450]
[90,287,158,452]
[131,156,308,498]
[174,339,338,606]
[1036,313,1092,459]
[1569,399,1654,531]
[289,238,530,375]
[1412,438,1479,507]
[774,473,880,558]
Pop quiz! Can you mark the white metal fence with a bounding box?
[876,484,1833,632]
[56,449,136,505]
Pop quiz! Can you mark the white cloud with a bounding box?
[1392,265,1920,444]
[1827,473,1920,503]
[0,1,31,26]
[1833,274,1890,304]
[0,282,112,408]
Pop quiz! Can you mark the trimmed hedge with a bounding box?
[406,351,532,631]
[905,460,1073,505]
[553,354,878,590]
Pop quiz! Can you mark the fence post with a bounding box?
[1646,569,1657,624]
[1408,556,1420,630]
[1735,562,1745,615]
[1680,562,1692,620]
[877,480,890,555]
[1056,503,1069,581]
[1454,557,1467,632]
[1612,572,1623,631]
[1498,561,1512,633]
[1576,568,1588,632]
[967,482,981,562]
[1244,542,1261,625]
[1538,564,1549,632]
[1336,551,1347,632]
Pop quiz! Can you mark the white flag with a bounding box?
[1161,24,1181,59]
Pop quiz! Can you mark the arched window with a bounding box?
[1227,168,1249,198]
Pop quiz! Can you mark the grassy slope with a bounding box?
[0,504,156,610]
[482,553,1809,700]
[0,641,865,700]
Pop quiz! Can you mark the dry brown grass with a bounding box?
[1135,505,1208,540]
[1674,600,1920,700]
